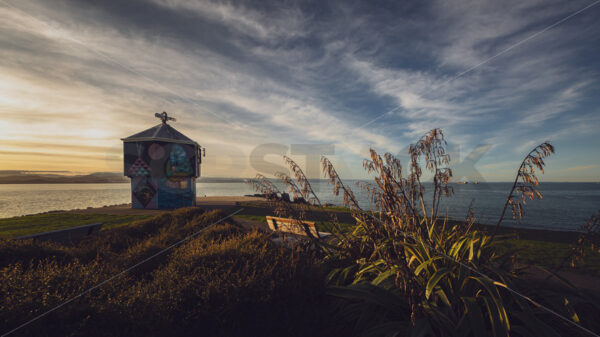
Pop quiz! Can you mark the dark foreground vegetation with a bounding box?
[250,129,600,336]
[0,208,336,337]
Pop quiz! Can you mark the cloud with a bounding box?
[0,0,598,181]
[0,0,398,175]
[518,80,590,125]
[561,165,598,172]
[338,0,598,155]
[150,0,307,42]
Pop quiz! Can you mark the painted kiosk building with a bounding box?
[122,112,203,209]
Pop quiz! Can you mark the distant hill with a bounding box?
[0,171,129,184]
[0,171,255,184]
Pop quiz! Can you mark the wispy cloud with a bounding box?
[561,165,598,172]
[340,0,599,166]
[0,0,599,181]
[150,0,307,42]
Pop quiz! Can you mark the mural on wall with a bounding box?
[165,144,194,179]
[148,143,165,160]
[157,177,196,208]
[124,142,197,179]
[123,139,200,210]
[132,176,158,209]
[128,144,152,177]
[129,158,151,176]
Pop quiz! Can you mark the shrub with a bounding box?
[0,239,71,269]
[256,128,599,336]
[0,208,336,337]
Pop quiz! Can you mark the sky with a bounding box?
[0,0,599,181]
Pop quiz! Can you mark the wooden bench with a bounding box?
[266,216,331,239]
[15,222,104,244]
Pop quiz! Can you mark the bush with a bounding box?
[0,239,71,269]
[0,208,336,337]
[256,129,600,337]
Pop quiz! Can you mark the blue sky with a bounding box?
[0,0,599,181]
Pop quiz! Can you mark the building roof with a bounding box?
[121,123,198,145]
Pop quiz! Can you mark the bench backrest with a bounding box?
[266,216,318,237]
[15,222,104,244]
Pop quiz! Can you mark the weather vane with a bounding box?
[155,111,176,124]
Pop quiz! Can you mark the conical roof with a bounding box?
[121,123,198,145]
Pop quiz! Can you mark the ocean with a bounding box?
[0,181,598,232]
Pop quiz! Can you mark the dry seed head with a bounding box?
[502,142,554,224]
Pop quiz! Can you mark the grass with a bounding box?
[0,213,152,239]
[232,214,268,223]
[314,221,355,233]
[0,208,338,337]
[495,238,600,276]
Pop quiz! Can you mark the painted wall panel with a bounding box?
[131,176,158,209]
[125,140,199,209]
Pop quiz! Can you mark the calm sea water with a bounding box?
[0,182,599,231]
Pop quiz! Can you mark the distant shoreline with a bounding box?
[0,172,251,184]
[1,179,599,184]
[0,176,248,184]
[0,180,130,184]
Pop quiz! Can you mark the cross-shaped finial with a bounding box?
[155,111,176,124]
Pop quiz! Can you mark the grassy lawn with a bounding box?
[233,214,268,223]
[495,238,600,276]
[0,213,152,239]
[314,220,356,233]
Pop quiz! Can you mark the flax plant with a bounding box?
[493,142,555,236]
[257,129,589,336]
[320,129,520,335]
